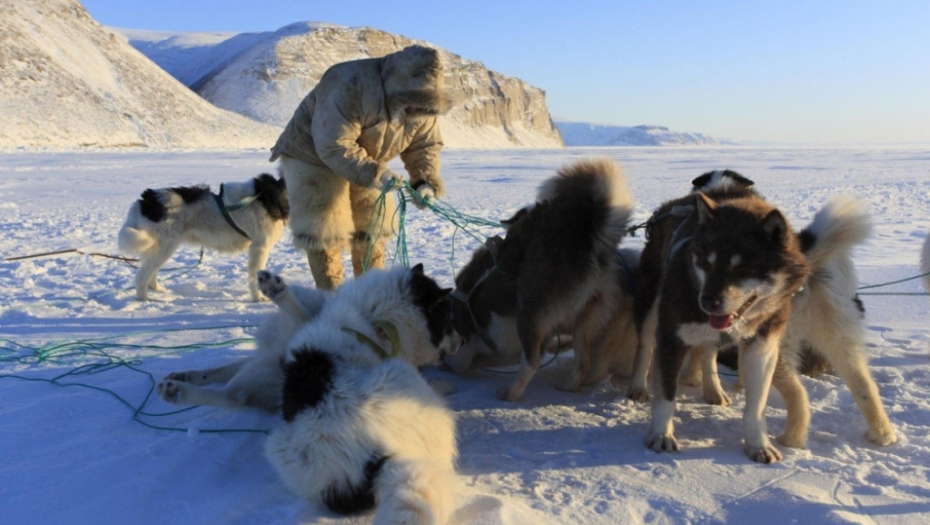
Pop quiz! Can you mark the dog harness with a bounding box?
[214,184,261,240]
[449,236,505,354]
[663,204,697,263]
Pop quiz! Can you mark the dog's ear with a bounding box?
[695,192,717,224]
[761,209,788,245]
[411,263,425,275]
[692,170,754,191]
[722,170,754,187]
[691,172,713,189]
[501,205,532,230]
[430,288,453,309]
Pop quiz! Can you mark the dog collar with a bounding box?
[341,320,402,360]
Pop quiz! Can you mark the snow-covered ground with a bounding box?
[1,147,929,525]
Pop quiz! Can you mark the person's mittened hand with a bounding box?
[377,170,404,191]
[412,183,436,210]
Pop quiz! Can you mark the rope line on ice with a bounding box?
[0,327,269,435]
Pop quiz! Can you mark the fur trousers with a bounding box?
[280,156,398,252]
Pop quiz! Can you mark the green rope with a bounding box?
[858,292,930,296]
[361,180,506,277]
[392,184,410,267]
[0,329,269,435]
[858,271,930,290]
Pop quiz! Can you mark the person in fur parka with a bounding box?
[270,45,453,289]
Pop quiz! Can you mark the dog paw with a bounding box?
[496,386,523,402]
[704,389,732,406]
[625,386,651,403]
[164,371,191,382]
[257,271,286,299]
[157,379,186,404]
[645,432,680,453]
[744,442,783,464]
[554,376,581,393]
[776,432,807,449]
[866,427,898,447]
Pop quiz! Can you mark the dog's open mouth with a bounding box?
[708,294,758,330]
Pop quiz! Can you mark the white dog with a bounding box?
[118,173,288,301]
[159,265,460,525]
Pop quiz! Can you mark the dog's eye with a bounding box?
[694,251,717,268]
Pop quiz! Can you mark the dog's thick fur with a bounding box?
[157,264,458,413]
[635,170,896,463]
[682,174,896,449]
[159,265,458,525]
[265,265,457,525]
[640,173,811,463]
[771,196,897,448]
[448,159,637,401]
[444,247,641,390]
[118,174,288,301]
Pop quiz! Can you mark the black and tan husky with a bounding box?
[448,159,638,401]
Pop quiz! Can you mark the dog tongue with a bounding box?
[708,314,732,330]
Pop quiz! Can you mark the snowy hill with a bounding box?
[120,24,563,149]
[0,0,279,150]
[557,122,727,146]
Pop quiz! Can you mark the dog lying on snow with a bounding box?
[446,158,639,401]
[159,264,460,524]
[118,173,288,302]
[634,170,896,463]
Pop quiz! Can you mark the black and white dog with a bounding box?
[160,264,460,524]
[118,174,288,301]
[447,159,638,401]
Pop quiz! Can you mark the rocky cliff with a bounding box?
[125,23,563,149]
[0,0,279,149]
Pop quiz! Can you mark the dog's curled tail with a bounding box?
[373,458,456,525]
[800,195,872,269]
[541,158,635,245]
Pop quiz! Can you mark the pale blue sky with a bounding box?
[82,0,929,144]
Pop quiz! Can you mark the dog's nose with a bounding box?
[700,294,722,312]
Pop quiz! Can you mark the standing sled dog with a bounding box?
[118,173,288,302]
[634,170,896,463]
[159,264,460,525]
[448,159,639,401]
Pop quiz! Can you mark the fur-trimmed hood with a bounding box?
[381,45,453,118]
